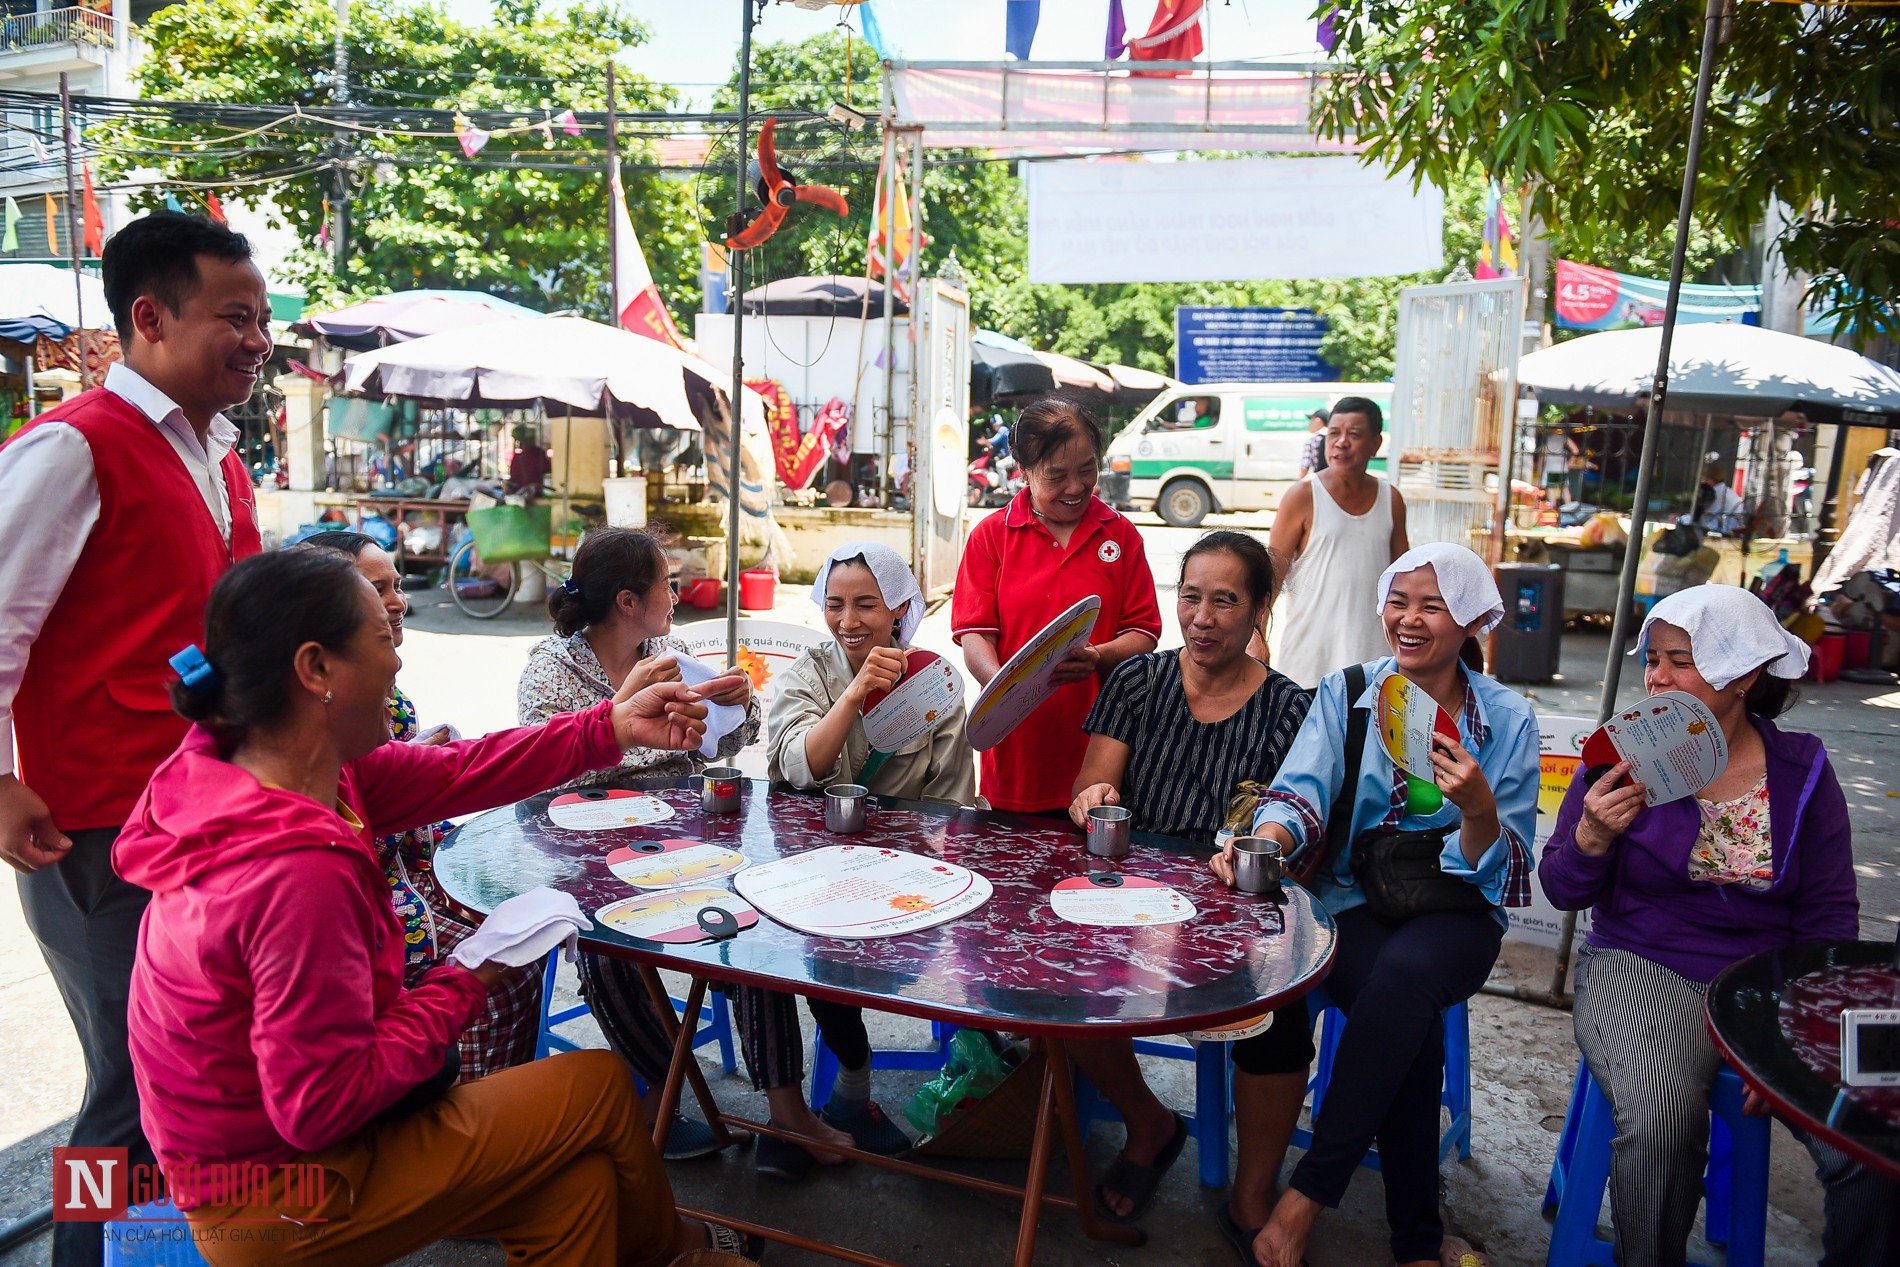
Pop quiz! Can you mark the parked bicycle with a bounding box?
[446,502,572,620]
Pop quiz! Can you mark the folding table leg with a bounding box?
[1045,1037,1146,1255]
[638,968,736,1147]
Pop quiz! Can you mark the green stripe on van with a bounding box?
[1131,459,1233,480]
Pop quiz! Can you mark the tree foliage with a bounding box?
[104,0,700,316]
[1315,0,1899,338]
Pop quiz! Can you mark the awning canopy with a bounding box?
[0,263,110,341]
[296,290,543,351]
[740,276,909,318]
[1518,323,1900,425]
[340,315,766,430]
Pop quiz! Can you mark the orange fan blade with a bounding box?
[792,185,849,218]
[726,201,786,251]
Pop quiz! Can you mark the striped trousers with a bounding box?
[1573,945,1898,1267]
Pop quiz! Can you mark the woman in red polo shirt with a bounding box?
[952,398,1162,813]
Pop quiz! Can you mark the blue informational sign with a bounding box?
[1175,306,1333,385]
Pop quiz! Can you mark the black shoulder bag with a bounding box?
[1302,664,1494,925]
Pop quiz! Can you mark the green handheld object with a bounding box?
[1404,773,1444,816]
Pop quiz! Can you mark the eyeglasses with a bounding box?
[669,579,681,597]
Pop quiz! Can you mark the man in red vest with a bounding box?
[0,212,267,1264]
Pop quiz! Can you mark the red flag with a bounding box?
[203,191,226,224]
[1128,0,1204,75]
[612,170,688,350]
[80,161,104,255]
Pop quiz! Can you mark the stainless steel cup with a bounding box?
[825,783,869,834]
[1086,805,1133,859]
[702,766,742,815]
[1232,835,1285,897]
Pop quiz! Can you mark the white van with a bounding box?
[1105,382,1393,527]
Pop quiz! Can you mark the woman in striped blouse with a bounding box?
[1067,531,1312,1225]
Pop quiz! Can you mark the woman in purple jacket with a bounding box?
[1539,585,1882,1267]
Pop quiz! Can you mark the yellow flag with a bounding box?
[43,193,57,254]
[868,140,916,301]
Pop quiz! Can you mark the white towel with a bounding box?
[448,887,591,970]
[1632,585,1810,690]
[1376,542,1506,635]
[660,649,747,759]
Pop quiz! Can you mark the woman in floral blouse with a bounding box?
[298,531,540,1079]
[517,526,760,1160]
[1539,586,1881,1267]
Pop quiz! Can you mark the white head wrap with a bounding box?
[810,541,925,646]
[1631,585,1810,690]
[1374,543,1506,635]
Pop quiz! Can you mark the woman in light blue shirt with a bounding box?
[1211,543,1540,1267]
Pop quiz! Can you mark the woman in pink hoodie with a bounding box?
[115,548,756,1266]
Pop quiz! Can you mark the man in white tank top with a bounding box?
[1265,397,1410,688]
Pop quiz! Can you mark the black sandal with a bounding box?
[1091,1111,1188,1225]
[1217,1203,1307,1267]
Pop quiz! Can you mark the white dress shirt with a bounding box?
[0,363,240,777]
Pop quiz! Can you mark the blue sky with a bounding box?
[441,1,1327,108]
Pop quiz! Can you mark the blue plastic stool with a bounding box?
[1542,1059,1768,1267]
[102,1199,207,1266]
[1292,993,1473,1168]
[1073,1036,1237,1188]
[536,955,736,1074]
[808,1022,960,1111]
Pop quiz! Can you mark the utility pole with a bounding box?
[331,0,350,278]
[725,0,757,670]
[605,62,620,326]
[58,72,88,390]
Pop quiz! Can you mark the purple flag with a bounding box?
[1106,0,1127,59]
[1317,6,1341,54]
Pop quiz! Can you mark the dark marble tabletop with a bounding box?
[1706,940,1900,1182]
[437,777,1337,1038]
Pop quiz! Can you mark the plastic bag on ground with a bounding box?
[904,1029,1014,1136]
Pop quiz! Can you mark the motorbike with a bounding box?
[967,452,1022,508]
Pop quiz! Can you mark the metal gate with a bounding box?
[911,280,971,597]
[1387,278,1528,554]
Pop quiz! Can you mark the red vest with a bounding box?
[6,388,262,832]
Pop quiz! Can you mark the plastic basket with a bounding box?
[465,504,553,564]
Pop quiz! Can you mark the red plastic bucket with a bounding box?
[1810,632,1846,683]
[738,567,779,611]
[680,578,722,610]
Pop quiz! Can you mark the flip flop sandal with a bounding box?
[1091,1111,1189,1226]
[1216,1204,1308,1267]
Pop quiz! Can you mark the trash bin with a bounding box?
[1490,563,1564,683]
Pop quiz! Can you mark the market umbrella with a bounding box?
[971,329,1057,403]
[740,275,909,318]
[296,289,543,351]
[1518,322,1900,424]
[1103,362,1181,406]
[0,263,110,341]
[340,315,765,429]
[1035,348,1118,394]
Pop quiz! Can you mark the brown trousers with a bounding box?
[186,1049,684,1267]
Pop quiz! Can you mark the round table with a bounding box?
[1706,939,1900,1183]
[437,777,1337,1038]
[437,776,1337,1267]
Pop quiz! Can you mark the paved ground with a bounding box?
[3,508,1893,1264]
